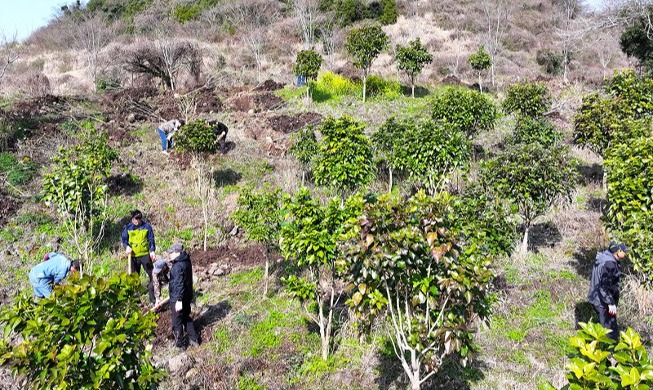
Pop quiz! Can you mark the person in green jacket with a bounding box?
[121,209,157,303]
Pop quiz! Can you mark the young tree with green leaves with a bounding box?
[482,142,578,254]
[175,119,220,251]
[0,274,163,389]
[395,38,433,98]
[232,186,284,294]
[371,117,408,193]
[345,24,389,102]
[380,0,397,25]
[604,137,653,280]
[313,115,375,196]
[468,46,491,92]
[502,82,551,118]
[620,8,653,71]
[341,191,494,390]
[506,116,562,147]
[430,86,498,137]
[292,49,323,100]
[280,189,363,360]
[42,121,118,268]
[289,126,318,186]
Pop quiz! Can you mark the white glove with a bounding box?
[175,301,183,311]
[608,305,617,316]
[149,252,156,261]
[125,246,132,254]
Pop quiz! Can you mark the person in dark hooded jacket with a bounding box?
[167,242,200,349]
[587,241,628,341]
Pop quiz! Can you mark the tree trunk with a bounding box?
[411,81,415,98]
[388,168,393,193]
[602,170,607,193]
[264,247,269,295]
[410,350,421,390]
[362,73,367,102]
[478,71,483,93]
[521,225,529,254]
[302,170,306,186]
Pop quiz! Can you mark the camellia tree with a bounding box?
[42,122,118,269]
[341,191,494,390]
[467,46,491,93]
[430,86,498,137]
[371,117,409,193]
[482,142,578,254]
[395,38,433,98]
[502,82,551,119]
[345,24,390,102]
[505,116,562,147]
[604,137,653,280]
[175,119,220,250]
[0,274,163,389]
[280,188,363,360]
[289,126,318,186]
[292,49,323,99]
[313,115,375,197]
[232,185,284,294]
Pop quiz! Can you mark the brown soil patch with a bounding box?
[266,112,322,134]
[189,242,270,269]
[154,309,174,347]
[227,92,284,112]
[253,79,285,92]
[0,193,20,228]
[11,94,67,118]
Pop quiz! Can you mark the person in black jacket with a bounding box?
[207,119,228,154]
[587,241,628,341]
[167,242,200,349]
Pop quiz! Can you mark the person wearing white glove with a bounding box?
[168,242,200,349]
[121,209,158,304]
[587,242,627,342]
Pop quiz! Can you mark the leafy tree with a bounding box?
[232,186,284,294]
[395,38,433,98]
[604,137,653,279]
[482,142,578,254]
[345,24,390,102]
[280,189,363,360]
[431,86,498,137]
[42,122,118,266]
[506,116,562,147]
[292,49,323,99]
[379,0,397,25]
[550,322,653,390]
[603,70,653,120]
[502,82,551,118]
[313,115,375,196]
[175,119,220,250]
[341,191,494,390]
[289,126,318,186]
[371,117,409,192]
[536,49,564,76]
[467,46,491,92]
[620,9,653,71]
[0,274,163,389]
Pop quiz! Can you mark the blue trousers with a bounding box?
[29,274,52,298]
[157,129,171,151]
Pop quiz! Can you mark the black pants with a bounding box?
[593,303,619,341]
[131,254,155,303]
[171,300,199,346]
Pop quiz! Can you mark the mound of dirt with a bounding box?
[194,89,223,114]
[0,192,21,228]
[11,94,67,118]
[266,112,322,134]
[154,309,174,346]
[189,242,271,269]
[228,92,284,112]
[253,79,285,92]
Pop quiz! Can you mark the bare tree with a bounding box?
[553,0,582,82]
[293,0,320,49]
[481,0,510,87]
[67,13,115,83]
[0,31,23,87]
[317,13,340,69]
[124,39,201,90]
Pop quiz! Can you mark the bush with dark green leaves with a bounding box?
[175,119,218,155]
[620,8,653,71]
[289,126,318,184]
[502,82,551,118]
[431,86,498,137]
[482,142,578,253]
[313,115,375,195]
[292,49,323,99]
[341,191,494,390]
[379,0,397,25]
[0,274,163,389]
[603,70,653,120]
[536,49,564,76]
[506,116,562,147]
[547,322,653,390]
[604,136,653,280]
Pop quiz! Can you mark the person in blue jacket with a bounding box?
[28,253,80,298]
[121,209,157,303]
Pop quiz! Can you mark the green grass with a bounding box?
[229,267,264,287]
[237,375,265,390]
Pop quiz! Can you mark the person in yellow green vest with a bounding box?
[121,209,157,303]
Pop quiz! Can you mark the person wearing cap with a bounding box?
[168,243,200,349]
[152,259,170,311]
[28,253,80,298]
[587,241,628,341]
[121,209,157,303]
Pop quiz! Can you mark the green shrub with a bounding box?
[431,86,498,137]
[503,82,551,118]
[379,0,397,25]
[312,71,359,101]
[175,119,218,155]
[363,74,402,99]
[507,116,562,147]
[536,49,564,76]
[95,75,120,92]
[0,274,164,389]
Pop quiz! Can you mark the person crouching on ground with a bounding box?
[152,259,170,311]
[207,119,229,154]
[168,242,200,349]
[28,253,80,299]
[587,241,628,341]
[157,118,185,154]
